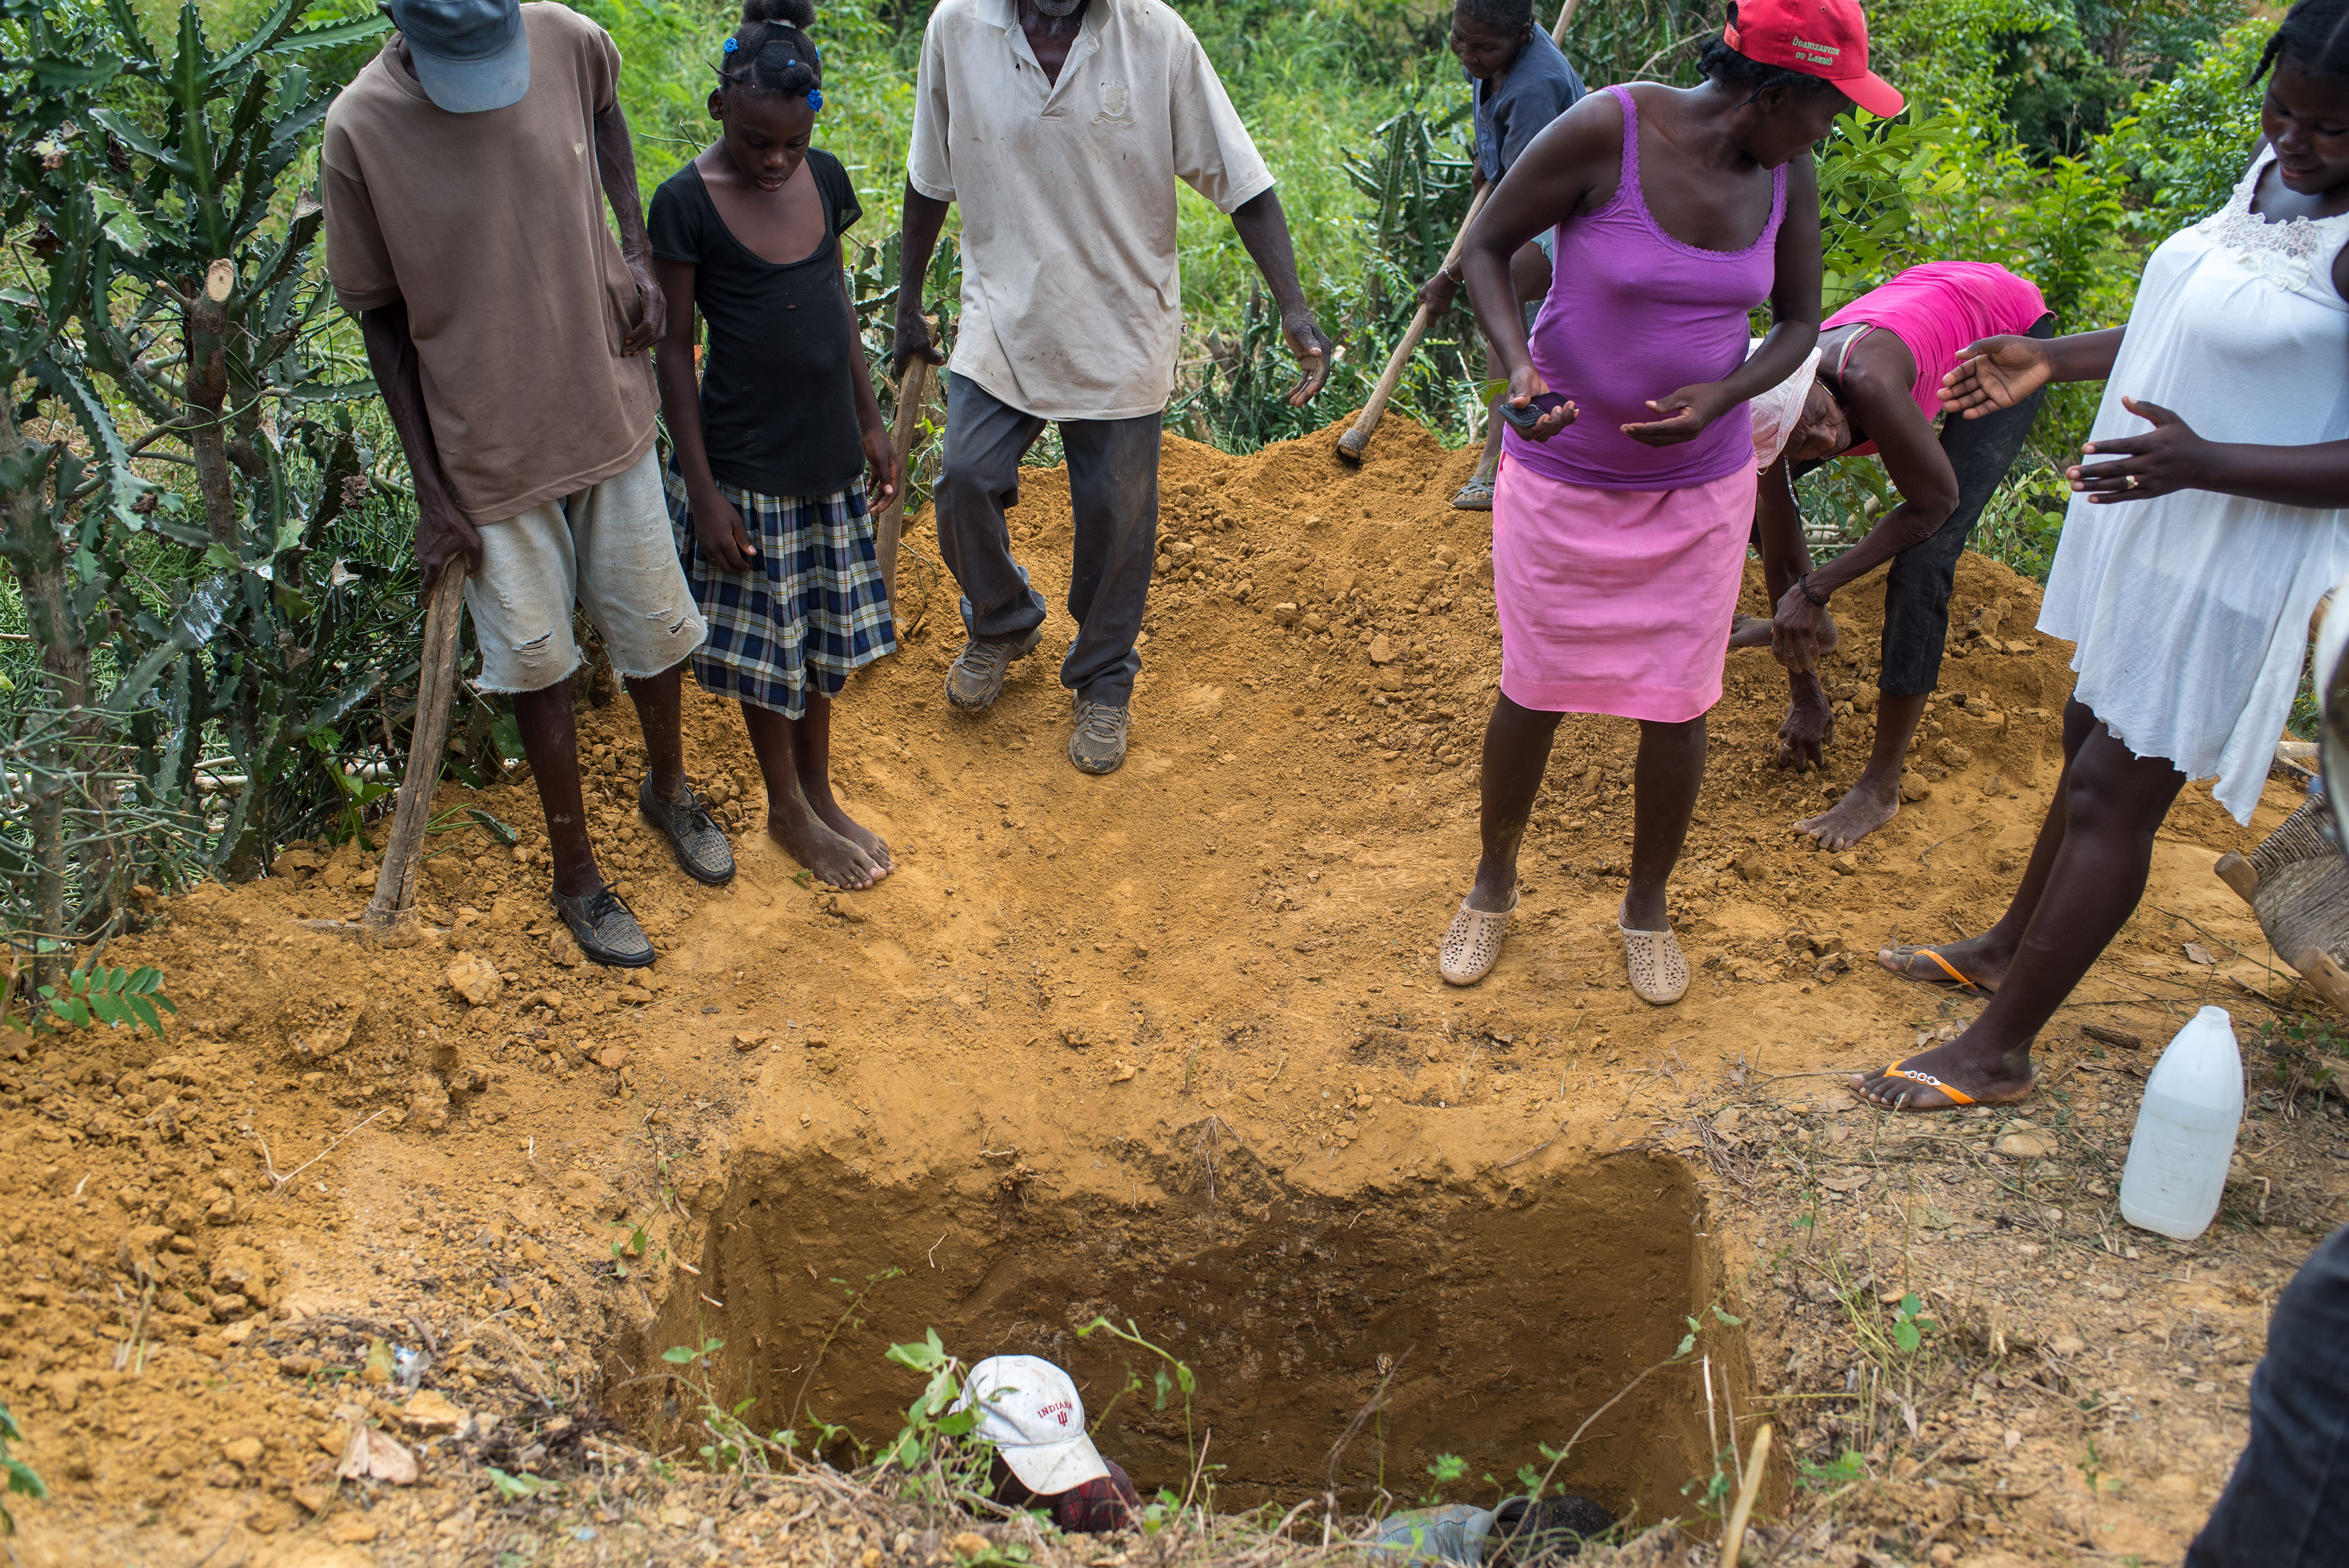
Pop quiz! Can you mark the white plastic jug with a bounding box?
[2118,1005,2244,1241]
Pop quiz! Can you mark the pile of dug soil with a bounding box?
[0,415,2318,1567]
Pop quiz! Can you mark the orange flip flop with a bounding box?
[1880,944,1997,997]
[1872,1062,1976,1107]
[1855,1057,2037,1111]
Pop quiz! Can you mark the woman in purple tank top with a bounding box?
[1433,0,1902,1001]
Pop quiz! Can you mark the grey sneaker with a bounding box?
[639,777,735,886]
[551,885,654,969]
[1069,696,1130,776]
[945,626,1042,712]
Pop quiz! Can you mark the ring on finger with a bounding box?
[2125,474,2139,490]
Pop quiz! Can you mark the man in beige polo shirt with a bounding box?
[324,0,736,966]
[892,0,1331,776]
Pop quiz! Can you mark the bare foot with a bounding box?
[812,798,893,878]
[766,805,884,891]
[1848,1031,2036,1110]
[1796,777,1900,852]
[1876,933,2013,994]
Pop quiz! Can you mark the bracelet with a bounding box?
[1442,261,1464,284]
[1798,574,1830,607]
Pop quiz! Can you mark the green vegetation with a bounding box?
[0,0,2281,957]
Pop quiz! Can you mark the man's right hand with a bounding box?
[419,495,483,591]
[1416,268,1460,317]
[1940,335,2053,419]
[893,309,945,381]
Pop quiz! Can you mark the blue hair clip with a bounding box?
[806,87,823,109]
[722,36,738,52]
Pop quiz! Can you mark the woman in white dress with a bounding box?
[1851,0,2349,1110]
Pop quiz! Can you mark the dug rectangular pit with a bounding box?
[611,1132,1753,1523]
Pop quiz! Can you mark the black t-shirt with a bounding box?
[649,150,865,497]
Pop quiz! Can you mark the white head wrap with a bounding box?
[1746,337,1825,472]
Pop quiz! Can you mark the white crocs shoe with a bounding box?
[1439,890,1518,985]
[1618,907,1689,1005]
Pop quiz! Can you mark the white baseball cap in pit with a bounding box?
[951,1355,1110,1495]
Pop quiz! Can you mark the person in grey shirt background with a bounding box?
[1415,0,1587,511]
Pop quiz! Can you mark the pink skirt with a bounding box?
[1492,455,1757,724]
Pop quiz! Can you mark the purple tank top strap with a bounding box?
[1598,83,1640,219]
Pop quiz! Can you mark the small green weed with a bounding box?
[1889,1293,1937,1355]
[1796,1449,1867,1490]
[9,961,176,1039]
[0,1402,41,1533]
[487,1466,558,1501]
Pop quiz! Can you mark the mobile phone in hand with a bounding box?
[1497,391,1569,436]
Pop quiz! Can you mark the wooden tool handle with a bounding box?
[877,345,937,623]
[363,560,469,945]
[1337,184,1493,462]
[1552,0,1581,43]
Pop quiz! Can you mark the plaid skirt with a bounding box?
[664,466,897,719]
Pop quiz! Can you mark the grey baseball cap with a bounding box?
[384,0,531,113]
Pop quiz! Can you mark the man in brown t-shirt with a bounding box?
[324,0,735,966]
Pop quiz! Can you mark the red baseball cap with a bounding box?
[1723,0,1904,118]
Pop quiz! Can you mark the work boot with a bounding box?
[550,884,655,969]
[944,626,1042,712]
[1069,695,1129,776]
[639,777,735,886]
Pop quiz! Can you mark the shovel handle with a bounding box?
[1337,186,1493,462]
[362,561,469,944]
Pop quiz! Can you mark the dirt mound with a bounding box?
[0,415,2317,1565]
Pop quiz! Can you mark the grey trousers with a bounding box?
[934,372,1161,707]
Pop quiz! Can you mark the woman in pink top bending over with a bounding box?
[1435,0,1901,1000]
[1742,262,2055,852]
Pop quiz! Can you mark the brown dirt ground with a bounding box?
[0,415,2337,1568]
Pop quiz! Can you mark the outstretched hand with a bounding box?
[1281,309,1334,405]
[1622,382,1731,447]
[1939,335,2051,419]
[2069,396,2209,503]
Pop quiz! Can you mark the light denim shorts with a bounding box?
[463,445,707,693]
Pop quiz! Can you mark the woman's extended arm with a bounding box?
[1945,324,2349,509]
[1938,328,2123,416]
[2072,401,2349,509]
[651,253,755,573]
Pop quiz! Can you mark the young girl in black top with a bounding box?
[651,0,897,891]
